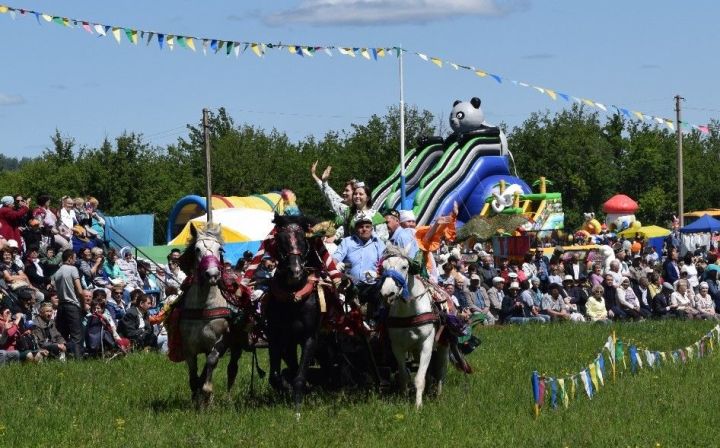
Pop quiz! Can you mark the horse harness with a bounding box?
[268,273,329,313]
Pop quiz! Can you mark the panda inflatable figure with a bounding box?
[448,97,508,154]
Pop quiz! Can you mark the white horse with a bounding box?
[379,246,449,409]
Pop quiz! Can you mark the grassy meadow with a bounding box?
[2,320,719,447]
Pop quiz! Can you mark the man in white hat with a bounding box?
[383,209,418,258]
[398,210,416,231]
[486,276,505,322]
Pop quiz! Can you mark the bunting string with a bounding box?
[531,324,720,418]
[0,3,713,134]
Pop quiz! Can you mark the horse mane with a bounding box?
[273,213,319,232]
[383,244,410,261]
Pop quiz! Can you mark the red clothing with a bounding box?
[0,323,19,350]
[0,205,28,244]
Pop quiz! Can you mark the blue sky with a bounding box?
[0,0,718,158]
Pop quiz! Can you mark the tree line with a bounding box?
[0,105,717,243]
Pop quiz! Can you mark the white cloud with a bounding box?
[0,93,25,106]
[264,0,527,26]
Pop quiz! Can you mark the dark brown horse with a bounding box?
[264,214,333,419]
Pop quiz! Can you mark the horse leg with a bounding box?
[391,339,410,398]
[227,345,242,392]
[268,327,287,392]
[187,356,201,404]
[431,344,450,398]
[414,329,436,410]
[200,336,227,406]
[293,334,318,420]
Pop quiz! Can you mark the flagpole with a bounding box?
[398,45,407,210]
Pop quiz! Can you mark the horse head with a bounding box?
[186,223,224,286]
[379,245,412,305]
[273,214,312,286]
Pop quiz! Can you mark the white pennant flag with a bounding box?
[417,53,428,61]
[94,24,106,36]
[595,103,607,111]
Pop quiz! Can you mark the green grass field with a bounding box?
[2,320,719,447]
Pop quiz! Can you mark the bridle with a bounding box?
[195,236,222,282]
[380,255,428,302]
[275,224,309,265]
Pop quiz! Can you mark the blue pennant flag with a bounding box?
[630,345,638,374]
[490,74,502,84]
[157,33,164,49]
[550,378,558,409]
[598,355,606,377]
[557,92,570,101]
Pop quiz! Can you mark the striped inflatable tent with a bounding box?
[166,193,283,243]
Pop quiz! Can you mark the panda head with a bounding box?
[449,97,485,133]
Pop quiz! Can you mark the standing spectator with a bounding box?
[57,196,77,244]
[563,253,585,280]
[85,197,106,240]
[53,249,87,359]
[681,254,699,292]
[663,248,681,285]
[32,302,66,360]
[40,246,62,278]
[165,257,186,290]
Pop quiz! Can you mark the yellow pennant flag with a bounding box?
[589,364,599,391]
[665,120,675,131]
[251,43,262,57]
[377,48,386,58]
[633,111,644,120]
[166,35,175,51]
[360,48,370,59]
[430,57,443,68]
[131,30,138,45]
[288,45,297,54]
[474,70,487,77]
[709,337,714,352]
[112,27,121,44]
[569,375,576,399]
[338,47,355,57]
[186,37,196,51]
[557,378,569,409]
[545,89,558,101]
[686,346,694,360]
[0,6,8,13]
[596,360,604,386]
[582,99,595,107]
[42,14,52,22]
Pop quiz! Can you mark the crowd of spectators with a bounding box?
[0,194,199,364]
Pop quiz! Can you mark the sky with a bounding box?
[0,0,719,158]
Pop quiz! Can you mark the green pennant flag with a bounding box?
[226,41,234,55]
[52,16,64,26]
[177,36,187,48]
[616,340,625,370]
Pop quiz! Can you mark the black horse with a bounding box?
[265,214,331,418]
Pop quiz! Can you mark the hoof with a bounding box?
[294,412,301,422]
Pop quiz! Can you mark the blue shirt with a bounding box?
[333,235,386,284]
[389,227,419,259]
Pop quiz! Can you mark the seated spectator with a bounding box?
[461,274,495,324]
[602,273,626,320]
[71,225,99,254]
[563,275,589,316]
[40,246,62,278]
[31,302,66,360]
[106,283,127,323]
[633,277,654,317]
[0,246,44,309]
[586,285,610,323]
[118,292,157,350]
[22,219,43,252]
[24,247,49,290]
[589,263,604,287]
[102,249,127,283]
[652,282,677,319]
[541,283,585,322]
[501,281,546,324]
[78,247,103,289]
[670,279,700,319]
[0,304,41,362]
[521,277,551,323]
[617,277,646,320]
[137,261,162,307]
[117,248,141,288]
[486,277,505,323]
[693,282,718,320]
[85,197,106,240]
[85,293,129,356]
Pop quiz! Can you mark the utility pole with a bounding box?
[202,108,213,224]
[675,95,684,227]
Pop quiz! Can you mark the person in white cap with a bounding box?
[502,281,546,324]
[694,282,718,320]
[398,210,416,230]
[541,283,585,322]
[486,276,505,322]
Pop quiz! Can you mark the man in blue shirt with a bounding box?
[333,216,386,285]
[383,209,418,259]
